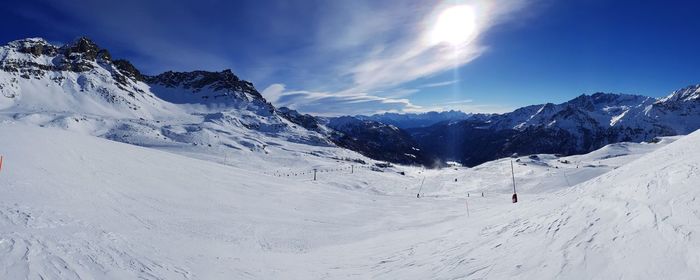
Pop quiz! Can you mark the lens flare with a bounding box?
[429,5,478,46]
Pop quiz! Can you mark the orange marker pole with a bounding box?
[0,155,3,173]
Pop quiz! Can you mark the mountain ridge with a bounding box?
[1,36,699,167]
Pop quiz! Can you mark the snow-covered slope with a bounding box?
[0,37,336,161]
[0,123,429,279]
[0,121,696,279]
[1,35,699,278]
[448,129,700,279]
[0,37,178,118]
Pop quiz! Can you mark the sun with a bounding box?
[429,5,478,46]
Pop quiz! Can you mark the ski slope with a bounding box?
[0,123,697,279]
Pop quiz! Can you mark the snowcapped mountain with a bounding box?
[354,110,473,129]
[0,36,435,166]
[409,90,700,166]
[632,84,700,133]
[489,90,700,138]
[0,37,175,118]
[145,69,265,108]
[1,36,698,168]
[0,37,335,158]
[340,90,698,166]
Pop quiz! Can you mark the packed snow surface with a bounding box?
[0,123,697,279]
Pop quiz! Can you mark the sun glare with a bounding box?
[430,5,478,46]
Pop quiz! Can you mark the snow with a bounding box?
[2,36,700,279]
[1,122,697,279]
[0,38,333,152]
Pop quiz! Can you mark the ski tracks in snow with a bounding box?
[0,203,192,280]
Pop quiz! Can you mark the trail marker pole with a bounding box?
[562,170,572,187]
[416,177,426,198]
[351,165,354,174]
[0,155,3,173]
[466,199,470,217]
[511,159,518,203]
[313,169,317,181]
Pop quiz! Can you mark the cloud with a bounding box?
[262,84,515,116]
[268,0,531,115]
[16,0,531,115]
[262,84,420,116]
[420,80,459,88]
[325,0,529,92]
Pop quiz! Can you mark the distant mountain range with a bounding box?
[354,111,474,129]
[340,88,700,166]
[1,37,699,167]
[337,88,700,166]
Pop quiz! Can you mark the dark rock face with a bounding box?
[16,40,58,57]
[277,107,322,132]
[143,69,276,112]
[146,69,262,99]
[113,59,144,81]
[327,117,434,166]
[64,37,100,57]
[58,37,111,72]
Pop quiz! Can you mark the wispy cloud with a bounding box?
[14,0,530,115]
[265,0,530,115]
[263,84,420,116]
[420,80,459,88]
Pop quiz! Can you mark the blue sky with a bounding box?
[2,0,700,116]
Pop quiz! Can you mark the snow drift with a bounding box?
[0,122,698,279]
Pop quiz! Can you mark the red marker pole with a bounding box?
[511,159,518,203]
[0,155,3,173]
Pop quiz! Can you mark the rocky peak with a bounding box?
[10,38,59,57]
[113,59,144,81]
[590,92,619,104]
[58,37,112,71]
[2,36,145,81]
[660,84,700,103]
[146,69,263,99]
[60,37,110,60]
[64,37,100,56]
[567,94,596,111]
